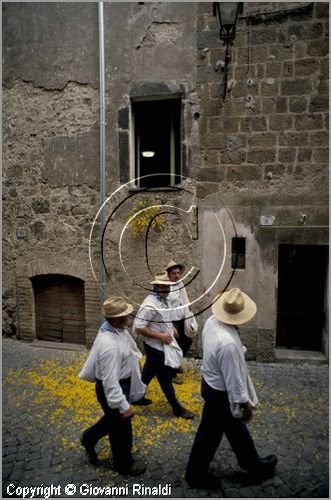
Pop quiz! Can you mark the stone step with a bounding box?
[27,340,87,352]
[275,348,328,365]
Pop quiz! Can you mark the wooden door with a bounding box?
[32,274,86,344]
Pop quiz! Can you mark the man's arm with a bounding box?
[133,305,172,344]
[218,343,251,421]
[99,346,133,418]
[121,407,134,419]
[240,401,253,422]
[135,326,172,344]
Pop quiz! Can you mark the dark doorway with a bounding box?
[276,244,328,351]
[132,99,181,188]
[32,274,86,345]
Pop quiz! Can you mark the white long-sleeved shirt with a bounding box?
[167,282,190,321]
[202,315,258,406]
[79,322,142,413]
[133,293,173,352]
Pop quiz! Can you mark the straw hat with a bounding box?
[150,271,174,285]
[165,260,185,273]
[212,288,257,325]
[102,296,133,318]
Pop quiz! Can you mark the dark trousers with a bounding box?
[141,343,183,415]
[173,319,192,356]
[82,378,133,472]
[186,379,261,480]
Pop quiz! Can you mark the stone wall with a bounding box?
[195,1,329,360]
[196,2,328,196]
[2,3,200,350]
[2,2,329,359]
[3,2,102,338]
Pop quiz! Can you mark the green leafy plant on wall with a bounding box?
[127,198,165,237]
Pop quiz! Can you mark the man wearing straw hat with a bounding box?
[79,296,146,476]
[185,288,277,489]
[165,260,196,383]
[132,272,194,419]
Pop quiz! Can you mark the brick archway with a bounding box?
[32,274,86,344]
[16,258,100,347]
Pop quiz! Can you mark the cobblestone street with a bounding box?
[2,337,329,498]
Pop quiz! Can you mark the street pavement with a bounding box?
[2,337,329,498]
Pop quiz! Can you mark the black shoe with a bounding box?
[185,473,222,490]
[132,397,153,406]
[117,459,147,476]
[174,408,194,419]
[80,434,99,465]
[248,455,278,480]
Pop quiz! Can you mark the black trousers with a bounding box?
[141,343,183,415]
[82,378,133,472]
[173,319,192,356]
[186,379,261,480]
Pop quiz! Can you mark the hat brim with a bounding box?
[103,303,134,318]
[212,291,257,325]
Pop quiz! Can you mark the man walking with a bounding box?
[133,272,194,419]
[185,288,277,489]
[79,296,146,476]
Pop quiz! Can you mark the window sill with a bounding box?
[128,185,183,192]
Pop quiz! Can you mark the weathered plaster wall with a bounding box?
[3,2,102,337]
[3,2,329,359]
[3,3,99,89]
[2,3,200,348]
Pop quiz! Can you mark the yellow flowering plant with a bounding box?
[127,198,165,237]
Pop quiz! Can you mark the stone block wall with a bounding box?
[195,2,329,360]
[2,3,200,346]
[2,2,329,359]
[196,2,328,200]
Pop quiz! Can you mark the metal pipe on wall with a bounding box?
[98,1,106,304]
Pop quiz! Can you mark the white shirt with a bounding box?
[167,282,190,321]
[133,293,173,352]
[79,322,142,413]
[202,315,257,405]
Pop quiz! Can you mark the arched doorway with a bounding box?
[31,274,86,345]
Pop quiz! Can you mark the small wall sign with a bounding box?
[260,215,275,226]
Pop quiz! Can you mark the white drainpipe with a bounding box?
[98,1,106,303]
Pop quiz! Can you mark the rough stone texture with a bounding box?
[196,1,328,360]
[256,329,276,362]
[2,2,329,361]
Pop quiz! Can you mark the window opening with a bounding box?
[132,99,181,188]
[232,237,246,269]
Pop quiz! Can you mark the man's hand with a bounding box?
[158,332,172,344]
[121,406,134,419]
[173,327,179,338]
[240,401,253,422]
